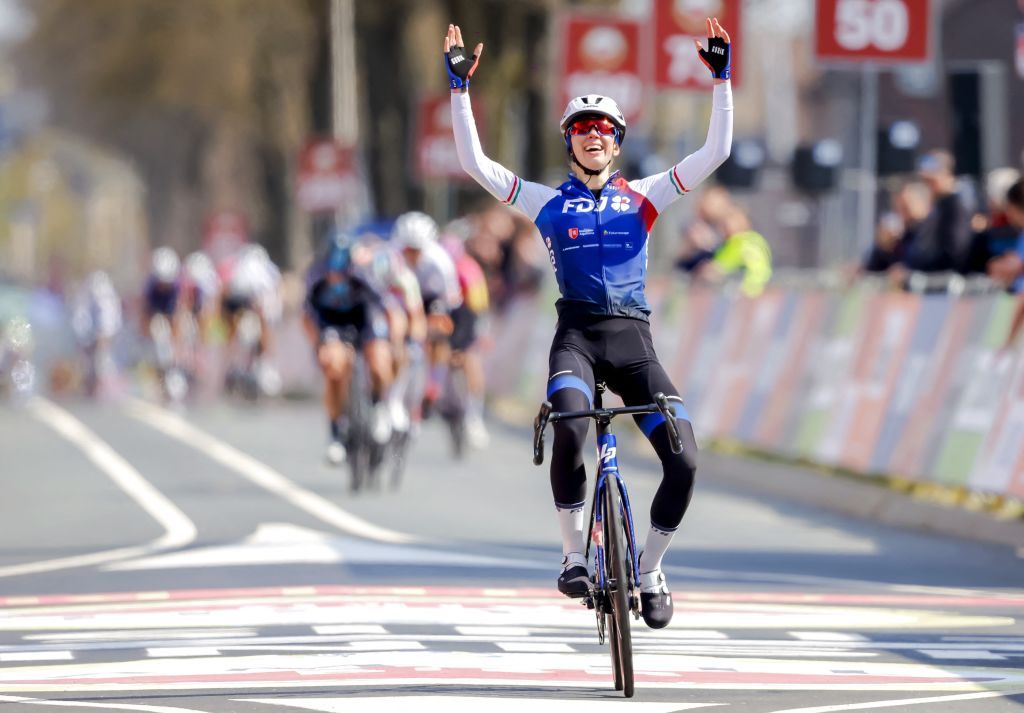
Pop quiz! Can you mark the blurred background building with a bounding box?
[0,0,1020,285]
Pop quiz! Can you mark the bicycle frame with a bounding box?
[586,416,640,602]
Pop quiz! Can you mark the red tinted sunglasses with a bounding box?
[567,117,618,137]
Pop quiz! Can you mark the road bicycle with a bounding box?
[533,383,683,699]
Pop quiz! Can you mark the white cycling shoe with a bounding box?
[325,439,346,466]
[370,403,393,445]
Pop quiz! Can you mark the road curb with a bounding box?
[698,448,1024,552]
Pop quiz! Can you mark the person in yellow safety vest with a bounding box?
[711,226,773,297]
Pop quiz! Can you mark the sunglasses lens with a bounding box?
[569,118,616,136]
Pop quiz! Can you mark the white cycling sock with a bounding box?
[555,502,586,557]
[640,523,676,574]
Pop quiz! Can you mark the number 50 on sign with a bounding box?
[815,0,931,63]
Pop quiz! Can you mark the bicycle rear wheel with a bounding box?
[603,477,634,697]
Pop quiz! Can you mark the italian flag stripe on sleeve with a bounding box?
[670,166,687,195]
[504,176,522,206]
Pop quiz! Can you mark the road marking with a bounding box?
[767,688,1024,711]
[919,649,1007,660]
[313,625,387,635]
[0,652,72,662]
[26,629,258,642]
[238,698,723,712]
[146,647,221,657]
[0,695,211,712]
[790,632,868,642]
[128,399,415,544]
[496,641,575,653]
[0,398,197,578]
[103,522,545,572]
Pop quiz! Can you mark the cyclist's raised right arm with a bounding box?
[446,24,555,220]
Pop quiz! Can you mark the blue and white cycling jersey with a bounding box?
[451,85,733,321]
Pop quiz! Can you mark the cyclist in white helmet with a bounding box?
[445,18,734,628]
[392,211,462,416]
[221,244,282,396]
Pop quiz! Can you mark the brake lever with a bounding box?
[653,392,684,455]
[533,401,552,466]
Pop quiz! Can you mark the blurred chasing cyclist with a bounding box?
[441,227,491,448]
[305,235,394,465]
[391,212,463,418]
[221,245,282,397]
[446,18,733,628]
[142,247,185,400]
[71,270,123,398]
[353,230,427,435]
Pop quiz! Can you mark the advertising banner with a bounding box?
[815,0,931,64]
[559,14,646,125]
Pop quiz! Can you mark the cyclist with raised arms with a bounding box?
[445,19,733,629]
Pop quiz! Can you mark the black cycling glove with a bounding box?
[697,37,731,80]
[445,44,479,90]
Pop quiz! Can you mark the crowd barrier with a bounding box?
[482,278,1024,501]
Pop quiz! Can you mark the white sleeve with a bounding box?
[451,92,557,221]
[628,82,733,213]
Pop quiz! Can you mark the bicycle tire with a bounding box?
[604,477,635,697]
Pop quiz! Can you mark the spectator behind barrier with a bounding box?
[675,186,733,274]
[901,150,971,273]
[987,178,1024,293]
[964,167,1023,274]
[675,194,772,297]
[863,181,931,276]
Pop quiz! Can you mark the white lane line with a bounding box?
[768,689,1024,712]
[918,649,1007,660]
[0,695,212,712]
[128,399,415,544]
[313,625,388,635]
[0,651,73,662]
[146,647,221,657]
[238,697,721,712]
[496,641,574,653]
[790,632,868,642]
[0,398,197,578]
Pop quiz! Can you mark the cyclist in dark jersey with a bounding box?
[446,18,734,629]
[305,236,394,465]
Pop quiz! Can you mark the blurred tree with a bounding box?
[17,0,318,267]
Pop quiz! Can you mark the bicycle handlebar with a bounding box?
[654,392,685,455]
[532,392,684,465]
[533,401,551,466]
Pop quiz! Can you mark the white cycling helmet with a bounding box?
[391,211,439,250]
[151,247,180,283]
[184,251,218,292]
[559,95,627,144]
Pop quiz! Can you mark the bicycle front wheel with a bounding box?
[603,476,634,697]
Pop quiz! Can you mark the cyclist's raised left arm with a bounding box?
[630,18,734,213]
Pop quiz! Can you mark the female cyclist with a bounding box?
[445,18,733,629]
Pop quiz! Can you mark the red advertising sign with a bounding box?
[654,0,741,90]
[559,14,645,125]
[415,93,483,181]
[296,139,360,213]
[815,0,931,63]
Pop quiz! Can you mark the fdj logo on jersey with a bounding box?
[562,195,631,214]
